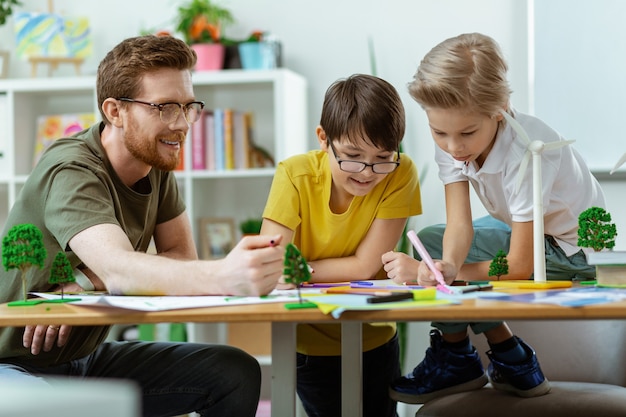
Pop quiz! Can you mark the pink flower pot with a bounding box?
[191,43,225,71]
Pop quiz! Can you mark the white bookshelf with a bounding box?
[0,69,309,246]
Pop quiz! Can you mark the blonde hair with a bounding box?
[408,33,512,117]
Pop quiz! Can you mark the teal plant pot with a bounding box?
[238,42,277,70]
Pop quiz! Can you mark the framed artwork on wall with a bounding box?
[199,217,236,259]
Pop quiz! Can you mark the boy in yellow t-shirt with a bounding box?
[261,74,422,417]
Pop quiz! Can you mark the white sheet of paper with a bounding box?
[32,291,301,312]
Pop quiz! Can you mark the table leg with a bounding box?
[342,321,363,417]
[271,322,296,417]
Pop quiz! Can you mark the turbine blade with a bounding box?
[611,153,626,175]
[543,139,575,151]
[515,150,531,194]
[500,110,531,145]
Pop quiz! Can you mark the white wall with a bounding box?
[3,0,623,240]
[0,0,531,233]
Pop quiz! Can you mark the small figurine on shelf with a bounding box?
[488,249,509,281]
[283,243,311,305]
[48,251,80,302]
[577,206,618,252]
[1,223,47,305]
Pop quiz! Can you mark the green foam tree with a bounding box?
[283,243,311,303]
[48,252,75,299]
[578,206,618,252]
[488,249,509,280]
[2,223,47,302]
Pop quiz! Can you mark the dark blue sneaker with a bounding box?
[487,337,551,397]
[389,329,488,404]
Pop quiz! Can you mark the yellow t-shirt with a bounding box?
[263,150,422,355]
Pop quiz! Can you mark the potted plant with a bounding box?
[0,0,21,26]
[174,0,235,71]
[238,30,281,70]
[239,217,263,236]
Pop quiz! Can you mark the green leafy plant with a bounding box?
[0,0,21,26]
[239,218,263,235]
[578,206,617,252]
[488,249,509,280]
[48,252,75,299]
[283,243,311,303]
[174,0,234,44]
[2,223,47,302]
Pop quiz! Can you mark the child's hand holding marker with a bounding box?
[406,230,454,294]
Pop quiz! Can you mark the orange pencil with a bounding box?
[322,287,411,296]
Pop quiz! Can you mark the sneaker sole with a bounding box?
[389,374,488,404]
[490,378,551,398]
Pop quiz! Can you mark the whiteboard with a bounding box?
[534,0,626,173]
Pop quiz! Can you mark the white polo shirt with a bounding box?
[436,108,606,256]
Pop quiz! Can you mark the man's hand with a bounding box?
[22,278,93,355]
[218,234,285,296]
[23,324,71,355]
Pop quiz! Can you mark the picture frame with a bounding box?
[199,217,236,259]
[0,50,9,79]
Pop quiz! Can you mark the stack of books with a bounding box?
[189,108,273,171]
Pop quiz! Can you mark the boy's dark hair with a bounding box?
[320,74,405,152]
[96,35,197,124]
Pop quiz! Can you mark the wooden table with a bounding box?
[2,295,626,417]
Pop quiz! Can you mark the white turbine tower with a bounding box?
[500,110,575,282]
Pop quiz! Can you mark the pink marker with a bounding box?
[406,230,453,294]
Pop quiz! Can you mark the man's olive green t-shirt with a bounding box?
[0,123,185,366]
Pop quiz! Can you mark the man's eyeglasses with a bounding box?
[117,98,205,124]
[328,139,400,174]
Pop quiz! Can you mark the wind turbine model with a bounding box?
[500,110,575,281]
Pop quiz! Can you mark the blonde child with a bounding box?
[383,32,604,404]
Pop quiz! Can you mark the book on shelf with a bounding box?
[232,110,251,169]
[223,108,235,170]
[33,112,96,167]
[191,109,206,170]
[213,108,225,171]
[204,111,216,171]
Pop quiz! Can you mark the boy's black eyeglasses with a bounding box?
[117,98,205,124]
[328,139,400,174]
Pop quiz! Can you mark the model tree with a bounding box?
[2,223,47,302]
[283,243,311,303]
[488,249,509,281]
[578,206,618,252]
[48,252,75,299]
